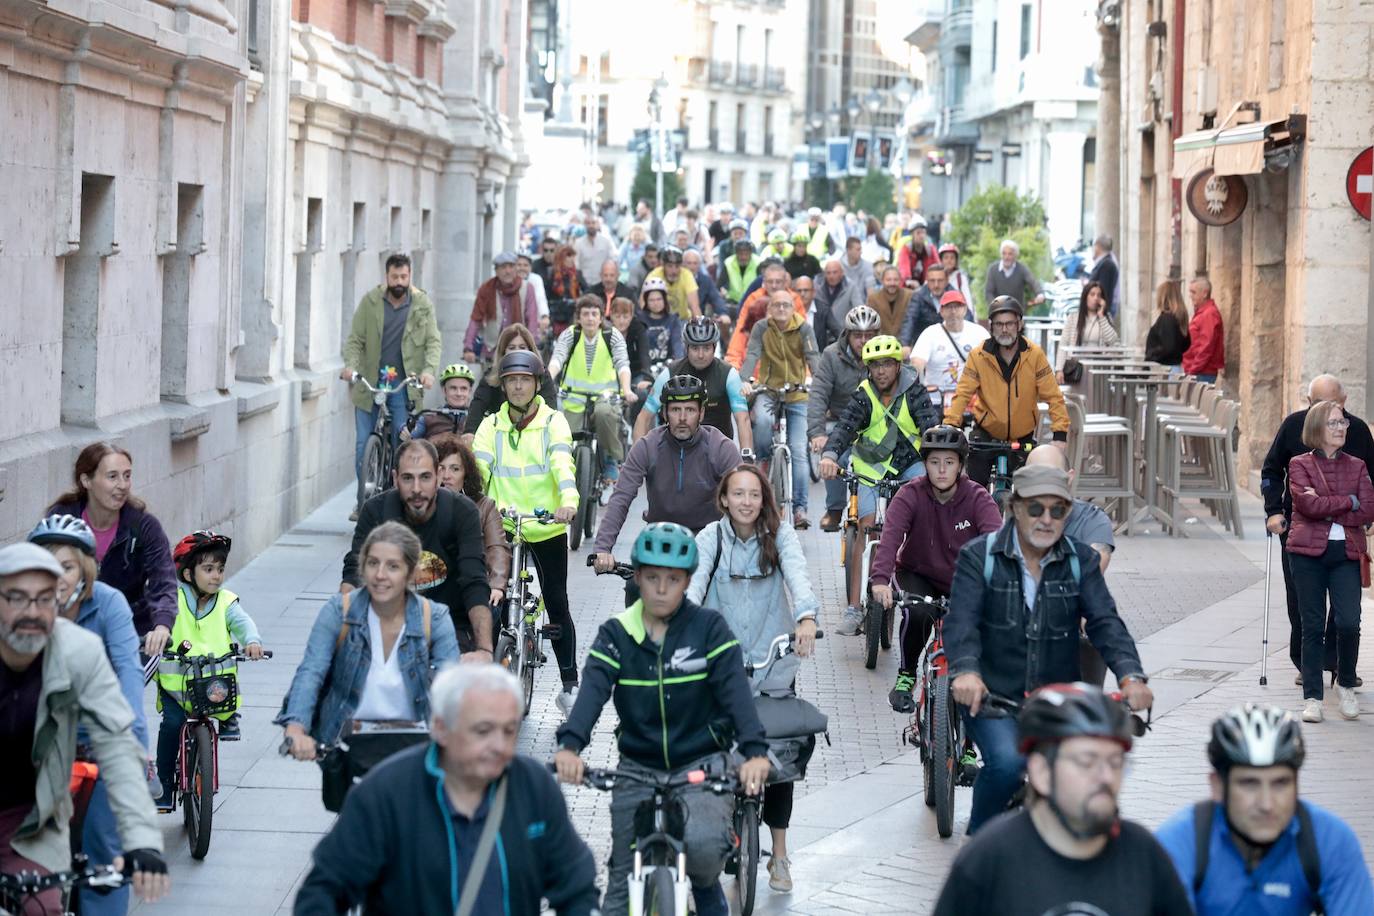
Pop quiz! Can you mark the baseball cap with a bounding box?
[493,251,518,266]
[1012,465,1073,502]
[0,542,64,578]
[939,290,967,308]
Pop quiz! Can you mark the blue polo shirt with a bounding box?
[1155,800,1373,916]
[439,779,508,916]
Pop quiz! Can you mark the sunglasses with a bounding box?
[1022,500,1070,520]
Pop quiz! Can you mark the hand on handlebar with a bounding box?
[592,553,618,574]
[553,748,585,785]
[621,389,639,406]
[281,725,318,762]
[553,505,577,524]
[738,756,771,796]
[819,457,841,480]
[418,372,435,390]
[952,672,989,716]
[793,618,818,657]
[243,642,265,661]
[143,626,171,659]
[870,583,893,610]
[115,848,170,902]
[339,367,357,382]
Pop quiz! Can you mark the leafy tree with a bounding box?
[849,170,897,220]
[629,152,682,213]
[947,185,1052,316]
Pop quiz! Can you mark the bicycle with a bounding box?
[559,764,739,916]
[1,859,124,916]
[280,719,428,814]
[896,591,973,839]
[495,508,560,716]
[565,391,627,550]
[147,642,272,859]
[752,383,809,524]
[351,371,423,509]
[836,470,905,669]
[966,433,1025,510]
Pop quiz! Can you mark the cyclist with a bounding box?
[635,317,752,448]
[808,305,881,531]
[910,289,988,412]
[593,375,742,595]
[553,523,772,916]
[407,362,475,440]
[934,683,1191,914]
[937,243,973,305]
[547,295,637,484]
[644,244,701,319]
[741,290,821,529]
[725,260,804,368]
[472,351,581,714]
[1155,704,1373,914]
[868,426,1002,712]
[638,276,685,373]
[464,324,559,436]
[431,435,510,610]
[783,230,821,282]
[721,237,759,307]
[819,334,940,634]
[801,206,833,258]
[687,464,819,893]
[760,227,789,261]
[463,251,542,367]
[945,464,1151,833]
[0,543,168,906]
[944,295,1070,487]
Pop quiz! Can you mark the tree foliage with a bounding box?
[628,152,682,212]
[849,170,897,220]
[946,185,1052,316]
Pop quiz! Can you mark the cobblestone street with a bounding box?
[131,481,1374,914]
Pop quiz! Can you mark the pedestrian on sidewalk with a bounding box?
[1144,279,1189,370]
[1284,399,1374,723]
[1261,374,1374,688]
[1182,277,1224,383]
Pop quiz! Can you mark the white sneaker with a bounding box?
[1338,686,1359,720]
[835,606,864,636]
[1302,698,1323,723]
[767,856,793,893]
[556,686,578,717]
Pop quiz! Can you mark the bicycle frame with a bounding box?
[756,384,807,516]
[498,510,555,713]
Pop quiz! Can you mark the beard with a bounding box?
[1061,788,1119,837]
[0,617,50,654]
[403,493,437,524]
[388,284,408,299]
[994,332,1017,347]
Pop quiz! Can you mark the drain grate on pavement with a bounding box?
[1152,666,1234,682]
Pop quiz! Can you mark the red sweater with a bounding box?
[1182,299,1224,375]
[870,476,1004,594]
[1285,450,1374,560]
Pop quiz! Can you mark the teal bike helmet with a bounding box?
[630,522,699,572]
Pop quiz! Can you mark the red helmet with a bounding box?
[173,530,232,574]
[938,243,960,260]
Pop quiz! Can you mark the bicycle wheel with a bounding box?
[932,673,957,838]
[184,723,215,859]
[863,600,882,669]
[734,799,760,915]
[880,601,894,651]
[770,446,791,522]
[570,444,595,551]
[520,630,537,716]
[808,447,822,483]
[644,865,677,916]
[583,444,601,540]
[356,434,385,507]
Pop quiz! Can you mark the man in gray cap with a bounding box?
[943,464,1153,833]
[0,543,169,904]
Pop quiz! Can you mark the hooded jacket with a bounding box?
[740,312,820,400]
[807,334,869,439]
[822,365,941,476]
[342,284,443,412]
[944,336,1070,443]
[556,599,768,770]
[869,476,1004,594]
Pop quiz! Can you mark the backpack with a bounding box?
[335,591,433,651]
[1191,800,1324,913]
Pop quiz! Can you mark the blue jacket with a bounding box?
[296,746,599,916]
[49,500,179,637]
[75,581,149,750]
[944,521,1146,700]
[276,590,459,744]
[1155,800,1373,916]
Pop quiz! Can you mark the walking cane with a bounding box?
[1259,533,1274,686]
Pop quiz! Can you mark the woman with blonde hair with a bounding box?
[1145,278,1190,370]
[464,323,559,434]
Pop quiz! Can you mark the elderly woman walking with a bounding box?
[1286,399,1374,723]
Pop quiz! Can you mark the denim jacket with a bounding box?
[276,590,459,744]
[944,521,1145,700]
[75,581,149,750]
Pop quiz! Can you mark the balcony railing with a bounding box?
[763,66,785,91]
[736,63,759,87]
[710,60,733,84]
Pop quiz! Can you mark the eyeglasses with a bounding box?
[990,320,1020,332]
[1326,418,1350,430]
[1022,501,1070,520]
[0,591,59,612]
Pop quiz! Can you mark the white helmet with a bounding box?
[1208,704,1305,773]
[844,305,882,332]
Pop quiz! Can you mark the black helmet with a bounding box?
[1017,683,1136,754]
[499,350,545,378]
[661,374,707,405]
[1207,704,1305,775]
[921,425,969,462]
[988,295,1024,320]
[682,316,721,347]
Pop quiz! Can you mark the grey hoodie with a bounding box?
[807,332,869,439]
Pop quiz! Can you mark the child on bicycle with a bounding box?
[554,522,771,916]
[546,295,637,484]
[818,334,941,637]
[740,289,820,529]
[154,530,264,810]
[407,362,474,440]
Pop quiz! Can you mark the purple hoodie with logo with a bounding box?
[869,476,1004,594]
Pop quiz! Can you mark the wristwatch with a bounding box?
[740,448,756,463]
[1119,674,1149,686]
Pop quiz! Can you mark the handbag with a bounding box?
[1062,358,1084,384]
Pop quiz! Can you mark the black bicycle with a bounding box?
[566,391,627,550]
[967,435,1025,510]
[1,858,124,916]
[498,509,560,715]
[351,371,422,509]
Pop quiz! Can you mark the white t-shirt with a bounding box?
[912,321,991,395]
[352,610,417,721]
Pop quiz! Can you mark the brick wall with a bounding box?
[293,0,439,78]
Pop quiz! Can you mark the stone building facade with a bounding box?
[1114,0,1372,476]
[0,0,524,563]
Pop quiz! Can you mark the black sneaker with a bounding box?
[888,671,916,713]
[218,714,242,741]
[155,786,176,813]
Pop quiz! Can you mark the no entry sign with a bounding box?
[1347,146,1373,220]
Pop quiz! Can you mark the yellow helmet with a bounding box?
[861,335,903,364]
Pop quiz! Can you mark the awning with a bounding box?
[1172,114,1306,179]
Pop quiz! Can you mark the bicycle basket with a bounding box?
[185,668,239,717]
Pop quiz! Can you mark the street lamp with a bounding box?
[647,76,669,214]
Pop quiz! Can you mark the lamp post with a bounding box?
[646,77,669,215]
[825,106,842,207]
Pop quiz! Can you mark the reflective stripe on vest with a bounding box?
[561,331,617,412]
[157,587,239,716]
[850,380,919,480]
[486,404,577,540]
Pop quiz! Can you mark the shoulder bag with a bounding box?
[1310,459,1370,588]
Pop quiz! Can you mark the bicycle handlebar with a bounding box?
[145,642,272,684]
[585,554,635,580]
[976,691,1152,737]
[547,763,738,795]
[749,381,809,396]
[835,469,905,496]
[0,862,124,897]
[350,372,422,394]
[746,629,825,674]
[889,588,950,615]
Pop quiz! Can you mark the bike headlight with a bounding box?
[205,678,230,705]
